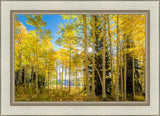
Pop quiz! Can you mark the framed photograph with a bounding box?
[1,0,159,115]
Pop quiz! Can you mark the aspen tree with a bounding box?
[76,68,78,87]
[48,70,50,89]
[62,63,64,88]
[102,15,106,99]
[91,15,96,100]
[120,42,123,101]
[83,15,90,100]
[56,62,58,89]
[132,51,135,100]
[124,35,127,101]
[65,62,67,87]
[116,15,119,101]
[108,15,114,99]
[69,48,71,92]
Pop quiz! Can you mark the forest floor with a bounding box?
[15,84,145,101]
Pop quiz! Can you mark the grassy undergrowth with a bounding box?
[15,84,145,101]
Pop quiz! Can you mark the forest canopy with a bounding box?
[15,14,145,101]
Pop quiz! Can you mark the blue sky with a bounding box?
[17,15,68,50]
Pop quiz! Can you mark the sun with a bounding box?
[88,47,93,53]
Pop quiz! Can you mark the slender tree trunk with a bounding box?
[108,15,114,100]
[83,15,90,100]
[102,15,106,99]
[116,15,119,101]
[132,53,135,100]
[65,64,67,87]
[124,35,127,101]
[44,60,47,88]
[36,58,38,94]
[19,56,22,83]
[36,56,39,93]
[41,71,43,88]
[19,59,22,83]
[120,44,123,101]
[24,59,27,88]
[29,54,32,86]
[91,15,96,100]
[95,66,103,86]
[33,33,36,87]
[18,35,22,84]
[118,15,123,100]
[143,55,145,95]
[48,70,50,89]
[32,65,33,86]
[76,67,78,87]
[62,63,64,89]
[59,62,61,88]
[36,27,39,95]
[69,47,71,92]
